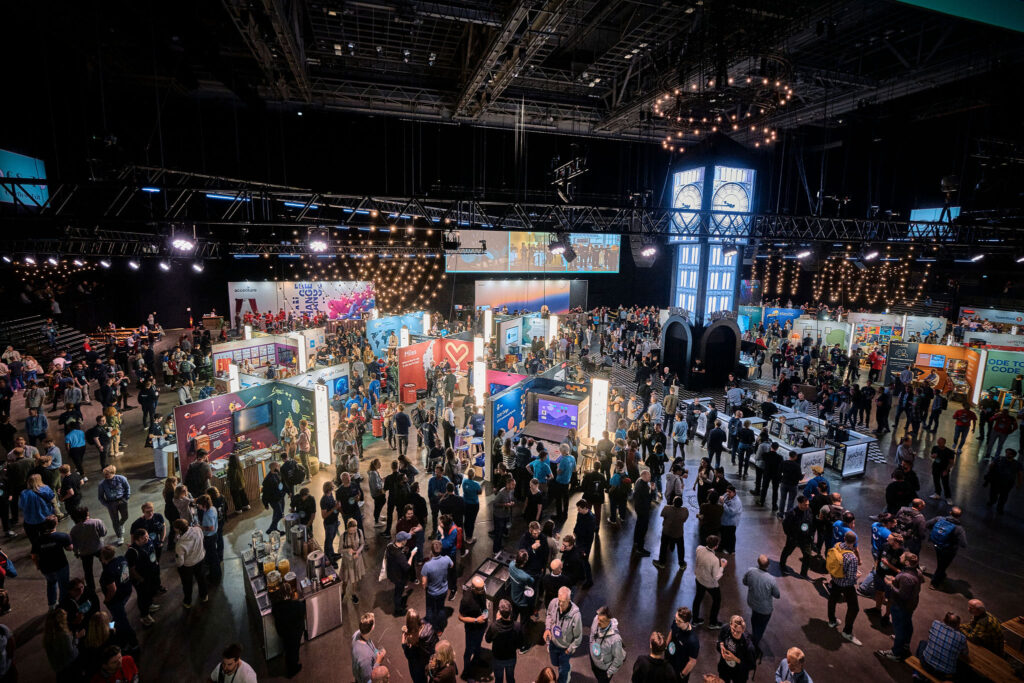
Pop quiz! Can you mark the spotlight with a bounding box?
[99,260,111,268]
[548,239,566,255]
[129,261,141,270]
[73,259,85,267]
[192,262,205,272]
[1017,256,1024,264]
[970,254,984,262]
[310,239,328,252]
[1,256,10,263]
[722,242,738,258]
[24,256,36,265]
[47,257,59,266]
[641,246,657,257]
[172,237,195,251]
[796,250,811,259]
[863,250,879,261]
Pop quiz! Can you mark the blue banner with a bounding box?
[763,307,803,328]
[492,382,529,438]
[365,313,424,354]
[0,149,48,206]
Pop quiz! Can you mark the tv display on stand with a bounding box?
[233,402,273,434]
[537,399,578,429]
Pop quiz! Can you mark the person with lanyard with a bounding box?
[774,647,814,683]
[460,467,482,544]
[544,586,582,683]
[551,444,576,521]
[99,544,138,652]
[129,502,166,594]
[352,613,386,683]
[458,576,489,677]
[209,643,258,683]
[589,605,626,683]
[667,608,700,682]
[125,528,161,627]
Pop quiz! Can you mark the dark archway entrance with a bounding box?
[660,316,693,386]
[697,319,741,389]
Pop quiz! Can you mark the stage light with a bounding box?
[24,256,36,265]
[548,241,566,255]
[970,254,984,262]
[722,242,738,258]
[310,239,328,252]
[1,256,10,263]
[47,257,59,266]
[1017,256,1024,264]
[192,262,204,272]
[863,250,879,261]
[73,259,85,267]
[641,246,657,257]
[129,261,140,270]
[159,261,171,271]
[99,260,111,268]
[796,250,811,259]
[172,238,194,251]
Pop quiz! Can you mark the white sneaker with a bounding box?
[945,498,953,505]
[929,493,942,500]
[842,633,863,646]
[115,537,124,546]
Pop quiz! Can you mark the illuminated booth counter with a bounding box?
[763,404,873,480]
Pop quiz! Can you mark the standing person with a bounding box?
[196,494,221,583]
[129,502,167,594]
[420,541,453,632]
[225,454,250,513]
[630,632,676,683]
[461,467,482,543]
[19,473,56,546]
[666,608,700,683]
[720,486,742,555]
[368,460,387,534]
[184,450,214,500]
[69,507,107,593]
[86,415,111,472]
[98,545,138,651]
[125,528,160,627]
[716,616,756,683]
[486,599,523,683]
[984,409,1019,459]
[983,448,1023,513]
[757,443,783,512]
[551,445,576,521]
[925,506,967,589]
[692,535,726,629]
[951,404,977,454]
[339,519,366,605]
[320,481,341,564]
[31,515,73,610]
[588,606,626,683]
[386,532,417,617]
[826,531,863,646]
[777,451,802,518]
[706,421,727,469]
[381,461,404,539]
[65,420,88,480]
[929,438,956,504]
[632,469,656,556]
[208,643,259,683]
[774,648,813,683]
[272,588,308,679]
[97,466,130,546]
[402,609,439,683]
[877,552,922,661]
[172,518,208,608]
[779,496,814,577]
[491,478,517,554]
[261,462,286,534]
[543,586,582,683]
[571,501,596,588]
[459,576,489,678]
[296,419,314,479]
[741,555,780,648]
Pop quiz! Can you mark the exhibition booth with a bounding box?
[365,310,428,356]
[227,280,376,328]
[884,341,983,404]
[212,335,304,376]
[765,404,873,480]
[171,380,332,511]
[397,333,473,401]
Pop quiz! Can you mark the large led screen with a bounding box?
[537,399,578,429]
[446,230,619,273]
[475,280,571,314]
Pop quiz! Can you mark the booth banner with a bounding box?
[227,281,374,320]
[848,313,904,348]
[282,362,351,398]
[212,339,298,368]
[475,280,572,314]
[438,338,472,371]
[959,307,1024,326]
[885,341,918,384]
[398,342,430,391]
[965,348,982,394]
[498,318,523,356]
[738,305,762,329]
[904,315,947,340]
[523,316,548,342]
[491,384,528,437]
[964,331,1024,348]
[366,312,425,354]
[983,350,1024,389]
[486,369,528,396]
[174,384,273,469]
[763,307,803,328]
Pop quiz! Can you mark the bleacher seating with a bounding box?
[0,315,103,365]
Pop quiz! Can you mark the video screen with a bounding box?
[446,230,619,273]
[537,399,578,429]
[331,376,350,398]
[233,402,273,434]
[489,383,511,396]
[928,354,946,368]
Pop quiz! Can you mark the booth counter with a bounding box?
[681,397,715,438]
[210,447,276,514]
[824,428,872,479]
[242,528,344,660]
[766,410,828,480]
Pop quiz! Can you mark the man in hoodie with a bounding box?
[589,605,626,683]
[486,599,523,683]
[720,486,742,554]
[544,586,582,683]
[172,518,208,608]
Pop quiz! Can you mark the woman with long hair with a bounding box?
[43,607,79,681]
[172,485,196,526]
[402,608,438,683]
[297,418,313,476]
[339,518,366,604]
[79,610,115,677]
[427,640,458,683]
[226,454,249,513]
[280,416,298,459]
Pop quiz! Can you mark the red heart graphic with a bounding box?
[445,342,470,367]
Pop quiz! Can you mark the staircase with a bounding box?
[0,315,97,365]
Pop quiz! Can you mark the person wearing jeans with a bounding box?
[826,533,862,645]
[544,587,582,683]
[692,536,725,627]
[878,553,922,661]
[486,600,523,683]
[742,555,780,647]
[97,466,130,544]
[173,519,209,607]
[33,516,72,608]
[68,507,107,593]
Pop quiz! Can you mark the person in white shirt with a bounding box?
[177,380,193,406]
[691,534,727,629]
[209,643,258,682]
[173,518,208,607]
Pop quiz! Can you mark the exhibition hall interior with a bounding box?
[3,1,1024,682]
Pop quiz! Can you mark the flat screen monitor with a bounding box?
[928,354,946,368]
[331,375,350,398]
[233,402,273,434]
[537,398,578,429]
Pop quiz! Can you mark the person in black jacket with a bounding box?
[757,443,783,511]
[271,587,307,678]
[632,470,656,556]
[261,462,286,534]
[386,532,417,616]
[778,451,803,518]
[706,421,727,468]
[779,496,815,577]
[631,631,676,683]
[485,599,523,683]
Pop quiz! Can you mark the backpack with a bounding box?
[895,507,918,540]
[454,525,464,552]
[825,543,853,579]
[929,518,957,549]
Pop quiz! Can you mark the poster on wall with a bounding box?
[983,350,1024,389]
[475,280,572,314]
[738,305,762,330]
[904,316,948,341]
[398,343,430,391]
[491,385,528,437]
[884,341,919,385]
[438,338,472,371]
[523,316,548,342]
[227,281,375,321]
[763,307,803,328]
[848,313,904,348]
[365,312,425,354]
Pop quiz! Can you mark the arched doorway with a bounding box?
[660,316,693,386]
[697,319,741,388]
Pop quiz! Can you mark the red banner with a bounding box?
[398,343,429,391]
[439,338,472,371]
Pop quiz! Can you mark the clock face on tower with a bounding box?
[712,181,750,227]
[673,183,702,227]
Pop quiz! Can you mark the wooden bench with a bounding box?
[904,656,947,683]
[967,641,1020,681]
[1006,644,1024,666]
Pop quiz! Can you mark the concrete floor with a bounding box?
[4,366,1024,682]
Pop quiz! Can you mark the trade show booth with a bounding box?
[761,403,874,480]
[212,336,302,376]
[172,381,331,511]
[397,334,473,399]
[365,311,427,356]
[885,341,984,404]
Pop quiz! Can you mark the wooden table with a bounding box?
[967,641,1020,681]
[1001,618,1024,664]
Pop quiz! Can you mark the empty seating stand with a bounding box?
[0,314,101,366]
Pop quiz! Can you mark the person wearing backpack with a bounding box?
[895,499,927,556]
[825,531,863,646]
[925,506,967,588]
[983,447,1023,513]
[184,449,213,499]
[279,453,302,503]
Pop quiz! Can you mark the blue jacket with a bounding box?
[427,475,451,504]
[440,525,458,557]
[802,475,829,499]
[722,494,743,526]
[19,486,56,525]
[98,475,131,504]
[26,414,48,436]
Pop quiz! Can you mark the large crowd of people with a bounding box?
[0,303,1021,682]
